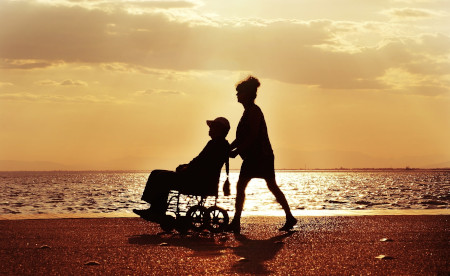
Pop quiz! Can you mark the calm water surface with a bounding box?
[0,170,449,216]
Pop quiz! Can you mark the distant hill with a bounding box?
[0,160,69,171]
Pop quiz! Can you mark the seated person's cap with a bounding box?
[207,117,230,132]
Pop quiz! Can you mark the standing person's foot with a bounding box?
[279,216,297,231]
[225,220,241,234]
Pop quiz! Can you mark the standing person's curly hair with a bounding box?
[236,76,261,100]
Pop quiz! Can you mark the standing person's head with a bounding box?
[236,76,260,105]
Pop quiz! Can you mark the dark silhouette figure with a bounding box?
[133,117,230,222]
[228,76,297,233]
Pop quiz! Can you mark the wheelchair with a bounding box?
[158,183,230,234]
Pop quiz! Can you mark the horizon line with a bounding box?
[0,167,449,172]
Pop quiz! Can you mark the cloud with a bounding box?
[60,79,88,86]
[76,0,199,9]
[36,79,88,86]
[382,8,444,20]
[0,82,14,88]
[100,62,199,80]
[0,1,448,94]
[122,0,199,9]
[0,92,120,104]
[0,59,61,70]
[135,89,184,96]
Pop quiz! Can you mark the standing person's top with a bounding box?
[233,103,275,179]
[235,103,273,159]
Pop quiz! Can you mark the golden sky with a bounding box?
[0,0,449,170]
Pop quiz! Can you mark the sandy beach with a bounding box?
[0,215,448,275]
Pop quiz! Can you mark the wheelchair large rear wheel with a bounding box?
[186,205,208,231]
[206,206,229,233]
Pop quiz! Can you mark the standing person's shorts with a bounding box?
[240,154,275,179]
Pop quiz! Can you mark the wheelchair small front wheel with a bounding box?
[206,206,229,233]
[186,205,208,231]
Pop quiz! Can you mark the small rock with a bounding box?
[238,257,249,262]
[159,242,169,246]
[375,255,394,260]
[84,261,100,266]
[380,238,393,242]
[39,245,51,249]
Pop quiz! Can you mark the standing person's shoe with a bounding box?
[279,216,297,231]
[225,221,241,234]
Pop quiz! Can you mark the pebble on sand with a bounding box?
[380,238,393,242]
[84,261,101,266]
[159,242,169,246]
[375,255,395,260]
[39,245,51,249]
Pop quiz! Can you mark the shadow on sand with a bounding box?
[128,230,295,274]
[230,231,295,274]
[128,231,229,257]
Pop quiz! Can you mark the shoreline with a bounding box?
[1,168,449,173]
[1,209,449,221]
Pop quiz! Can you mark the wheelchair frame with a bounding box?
[159,190,229,234]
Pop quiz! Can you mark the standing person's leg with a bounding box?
[265,177,297,231]
[228,176,251,233]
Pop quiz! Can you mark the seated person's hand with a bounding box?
[230,149,239,158]
[176,164,188,173]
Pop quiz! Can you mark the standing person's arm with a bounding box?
[230,139,238,158]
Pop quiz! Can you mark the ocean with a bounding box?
[1,170,449,218]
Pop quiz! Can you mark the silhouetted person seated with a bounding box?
[133,117,230,222]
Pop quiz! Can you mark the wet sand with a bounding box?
[0,215,448,275]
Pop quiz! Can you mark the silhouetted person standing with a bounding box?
[228,76,297,233]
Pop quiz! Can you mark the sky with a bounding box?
[0,0,449,170]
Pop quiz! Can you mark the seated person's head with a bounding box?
[207,117,230,139]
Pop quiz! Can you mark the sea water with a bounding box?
[0,170,448,217]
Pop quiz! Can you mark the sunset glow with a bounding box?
[0,0,449,170]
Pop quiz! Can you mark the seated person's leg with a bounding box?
[138,170,179,218]
[142,170,174,204]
